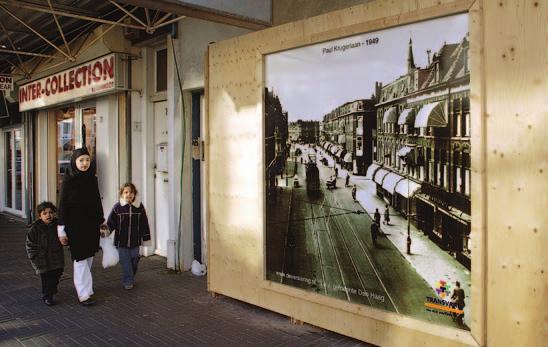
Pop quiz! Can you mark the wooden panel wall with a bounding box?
[207,0,546,346]
[480,1,547,347]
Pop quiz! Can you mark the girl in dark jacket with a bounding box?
[57,147,104,306]
[107,183,151,290]
[26,201,64,306]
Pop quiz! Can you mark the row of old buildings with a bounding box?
[279,36,471,269]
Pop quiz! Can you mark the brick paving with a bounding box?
[0,214,374,347]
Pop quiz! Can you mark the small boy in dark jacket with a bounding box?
[26,201,65,305]
[107,183,151,290]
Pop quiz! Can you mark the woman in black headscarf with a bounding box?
[57,147,104,306]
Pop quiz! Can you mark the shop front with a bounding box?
[416,194,436,240]
[19,53,127,217]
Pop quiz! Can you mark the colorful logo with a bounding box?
[435,280,451,299]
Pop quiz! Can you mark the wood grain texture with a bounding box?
[482,1,547,347]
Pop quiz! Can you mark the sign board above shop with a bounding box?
[0,75,13,91]
[18,53,127,112]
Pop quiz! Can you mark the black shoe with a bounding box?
[43,297,55,306]
[80,298,95,306]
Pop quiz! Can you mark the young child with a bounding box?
[26,201,65,306]
[57,147,104,306]
[107,183,151,290]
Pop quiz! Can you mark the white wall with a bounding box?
[95,95,119,219]
[130,46,157,257]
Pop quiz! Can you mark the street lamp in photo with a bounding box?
[401,157,412,255]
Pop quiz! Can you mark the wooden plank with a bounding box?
[468,1,486,345]
[482,1,547,347]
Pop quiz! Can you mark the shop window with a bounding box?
[82,108,97,158]
[463,232,471,254]
[444,164,449,190]
[4,129,23,212]
[56,108,75,194]
[156,48,167,92]
[464,169,470,196]
[436,162,441,186]
[463,112,470,137]
[456,167,462,194]
[462,98,470,137]
[429,160,434,183]
[4,132,11,208]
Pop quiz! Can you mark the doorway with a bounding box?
[153,100,169,256]
[54,105,96,203]
[3,128,24,216]
[191,91,203,262]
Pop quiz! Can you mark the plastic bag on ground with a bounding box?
[191,259,206,276]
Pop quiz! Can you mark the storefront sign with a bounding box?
[19,54,122,111]
[0,75,13,91]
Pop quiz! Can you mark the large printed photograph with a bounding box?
[265,14,471,329]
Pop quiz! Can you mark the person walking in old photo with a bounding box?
[451,281,466,325]
[383,204,391,225]
[57,147,104,306]
[345,172,350,187]
[351,184,357,201]
[374,208,381,226]
[370,221,379,248]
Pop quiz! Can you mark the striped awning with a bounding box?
[398,108,415,125]
[373,168,390,185]
[382,107,398,123]
[366,163,381,179]
[382,172,405,193]
[415,101,447,128]
[395,179,421,198]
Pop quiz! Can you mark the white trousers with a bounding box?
[73,257,94,302]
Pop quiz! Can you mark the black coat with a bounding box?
[107,201,151,248]
[58,171,104,261]
[25,219,65,274]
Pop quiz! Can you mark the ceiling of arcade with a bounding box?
[0,0,270,79]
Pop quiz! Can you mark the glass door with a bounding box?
[82,107,97,159]
[55,107,75,199]
[3,128,24,215]
[54,104,96,203]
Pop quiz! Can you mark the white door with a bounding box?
[3,128,25,217]
[153,101,169,256]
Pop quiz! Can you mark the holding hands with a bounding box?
[99,224,110,237]
[57,225,69,245]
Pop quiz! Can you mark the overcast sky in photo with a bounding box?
[265,13,468,122]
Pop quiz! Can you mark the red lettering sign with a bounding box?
[18,54,119,111]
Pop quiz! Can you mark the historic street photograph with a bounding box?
[265,13,471,330]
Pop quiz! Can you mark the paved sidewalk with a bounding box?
[0,214,372,347]
[349,173,471,328]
